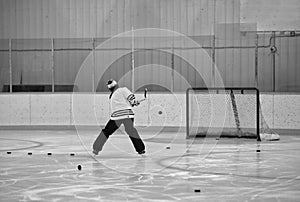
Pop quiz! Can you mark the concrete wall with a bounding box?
[1,0,300,92]
[2,0,299,39]
[0,93,299,131]
[241,0,300,31]
[0,0,236,39]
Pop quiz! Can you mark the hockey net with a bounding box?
[186,88,280,141]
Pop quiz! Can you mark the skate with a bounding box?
[92,150,99,156]
[138,150,146,157]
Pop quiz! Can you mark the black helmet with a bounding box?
[106,79,118,92]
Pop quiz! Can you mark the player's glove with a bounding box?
[131,100,140,107]
[127,94,140,107]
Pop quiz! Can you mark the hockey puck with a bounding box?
[47,152,52,155]
[158,111,162,115]
[166,146,170,149]
[256,149,261,152]
[28,152,32,155]
[70,153,75,156]
[77,165,82,170]
[7,151,11,154]
[194,189,201,192]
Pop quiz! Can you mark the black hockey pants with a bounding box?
[93,118,145,154]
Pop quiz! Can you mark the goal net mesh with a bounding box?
[186,88,279,141]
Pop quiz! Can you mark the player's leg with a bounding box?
[122,118,145,154]
[92,119,119,155]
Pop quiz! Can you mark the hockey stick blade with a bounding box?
[138,98,146,102]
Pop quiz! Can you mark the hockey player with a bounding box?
[92,79,146,156]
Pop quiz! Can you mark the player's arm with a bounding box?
[120,87,140,106]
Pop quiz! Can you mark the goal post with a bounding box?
[186,87,279,141]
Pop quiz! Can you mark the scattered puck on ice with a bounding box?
[158,111,162,115]
[194,189,201,192]
[77,165,82,170]
[70,153,75,156]
[166,146,170,149]
[256,150,261,152]
[47,153,52,155]
[7,151,11,154]
[28,152,32,155]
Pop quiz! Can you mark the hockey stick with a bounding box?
[138,88,148,103]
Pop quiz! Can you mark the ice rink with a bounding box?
[1,129,300,201]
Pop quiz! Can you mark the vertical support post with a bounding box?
[213,0,216,35]
[131,26,135,92]
[256,88,261,141]
[186,88,190,139]
[94,0,97,92]
[51,38,55,93]
[92,38,96,92]
[212,0,217,88]
[212,35,216,87]
[9,38,12,93]
[171,46,174,92]
[255,33,259,88]
[272,31,276,92]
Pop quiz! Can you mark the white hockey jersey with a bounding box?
[109,87,135,120]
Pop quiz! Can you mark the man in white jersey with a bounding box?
[92,79,146,155]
